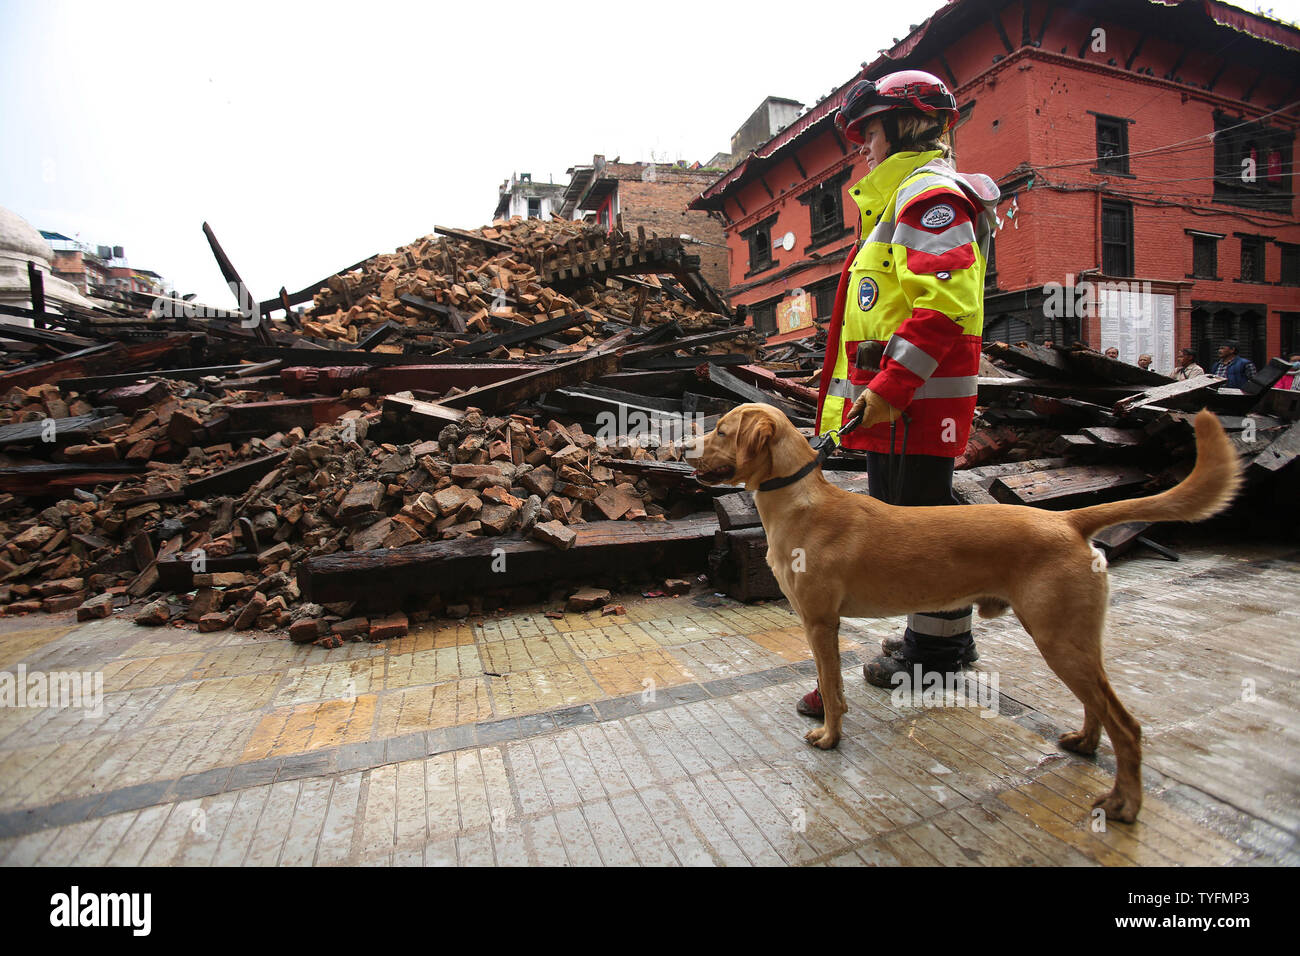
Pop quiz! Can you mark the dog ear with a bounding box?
[735,411,776,479]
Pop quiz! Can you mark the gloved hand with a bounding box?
[849,388,902,429]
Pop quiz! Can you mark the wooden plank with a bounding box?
[436,351,621,412]
[628,353,750,370]
[1064,347,1172,385]
[0,461,147,496]
[382,395,467,431]
[714,492,761,530]
[1080,426,1145,447]
[1250,419,1300,472]
[297,514,719,604]
[0,413,121,448]
[990,465,1151,508]
[356,320,399,351]
[616,326,752,362]
[984,341,1072,378]
[0,314,99,352]
[1091,521,1152,557]
[185,452,288,499]
[434,225,514,254]
[226,397,371,433]
[731,364,819,404]
[452,310,591,357]
[0,343,127,392]
[61,364,263,392]
[702,363,813,425]
[1114,375,1225,415]
[201,221,274,347]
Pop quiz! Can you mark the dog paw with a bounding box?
[1092,789,1140,824]
[804,726,840,750]
[1058,730,1099,756]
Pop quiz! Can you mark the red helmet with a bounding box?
[835,69,959,145]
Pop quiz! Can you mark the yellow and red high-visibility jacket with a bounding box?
[816,149,999,457]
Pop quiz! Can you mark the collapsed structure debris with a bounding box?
[0,216,779,639]
[2,216,1296,633]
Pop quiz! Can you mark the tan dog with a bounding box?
[686,403,1241,822]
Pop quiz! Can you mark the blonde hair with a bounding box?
[886,109,954,161]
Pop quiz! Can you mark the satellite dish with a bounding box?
[781,231,796,251]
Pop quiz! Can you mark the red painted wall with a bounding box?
[711,0,1300,357]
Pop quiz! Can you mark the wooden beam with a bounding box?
[701,364,814,425]
[201,221,274,347]
[1113,375,1224,416]
[731,365,819,405]
[436,351,621,411]
[453,311,591,357]
[27,262,46,330]
[0,413,123,448]
[1125,34,1147,70]
[434,225,514,254]
[0,316,99,352]
[0,343,127,392]
[298,515,719,604]
[990,465,1151,508]
[0,461,147,496]
[381,395,467,432]
[1251,419,1300,472]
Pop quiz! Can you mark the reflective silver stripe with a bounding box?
[912,375,979,400]
[907,612,973,637]
[884,335,938,380]
[829,374,975,402]
[826,377,865,401]
[893,221,977,255]
[866,216,894,244]
[895,174,948,211]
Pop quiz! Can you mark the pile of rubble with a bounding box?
[0,216,782,640]
[5,212,1295,636]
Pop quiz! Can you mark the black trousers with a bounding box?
[865,450,975,667]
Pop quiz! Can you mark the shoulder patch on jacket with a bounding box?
[920,204,955,229]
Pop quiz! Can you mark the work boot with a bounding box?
[796,687,823,718]
[864,652,967,689]
[882,634,979,664]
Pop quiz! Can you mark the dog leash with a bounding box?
[753,406,912,501]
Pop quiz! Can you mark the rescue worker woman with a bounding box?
[799,70,1001,718]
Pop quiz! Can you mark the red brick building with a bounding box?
[690,0,1300,375]
[562,155,731,291]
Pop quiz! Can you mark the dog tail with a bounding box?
[1066,409,1242,540]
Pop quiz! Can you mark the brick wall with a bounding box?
[700,0,1299,355]
[611,172,729,292]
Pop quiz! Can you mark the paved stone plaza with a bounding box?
[0,541,1296,866]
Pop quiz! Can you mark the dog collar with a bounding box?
[756,436,834,492]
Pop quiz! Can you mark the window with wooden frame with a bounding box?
[740,214,777,276]
[1101,200,1134,276]
[1239,234,1267,283]
[1093,113,1132,176]
[1213,110,1294,214]
[1187,231,1222,280]
[799,170,852,251]
[1279,243,1299,287]
[748,298,779,336]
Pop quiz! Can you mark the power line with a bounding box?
[1034,100,1300,170]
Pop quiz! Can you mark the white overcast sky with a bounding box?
[3,0,1298,305]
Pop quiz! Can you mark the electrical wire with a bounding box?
[1032,100,1300,170]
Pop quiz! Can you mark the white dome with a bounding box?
[0,206,55,266]
[0,206,95,313]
